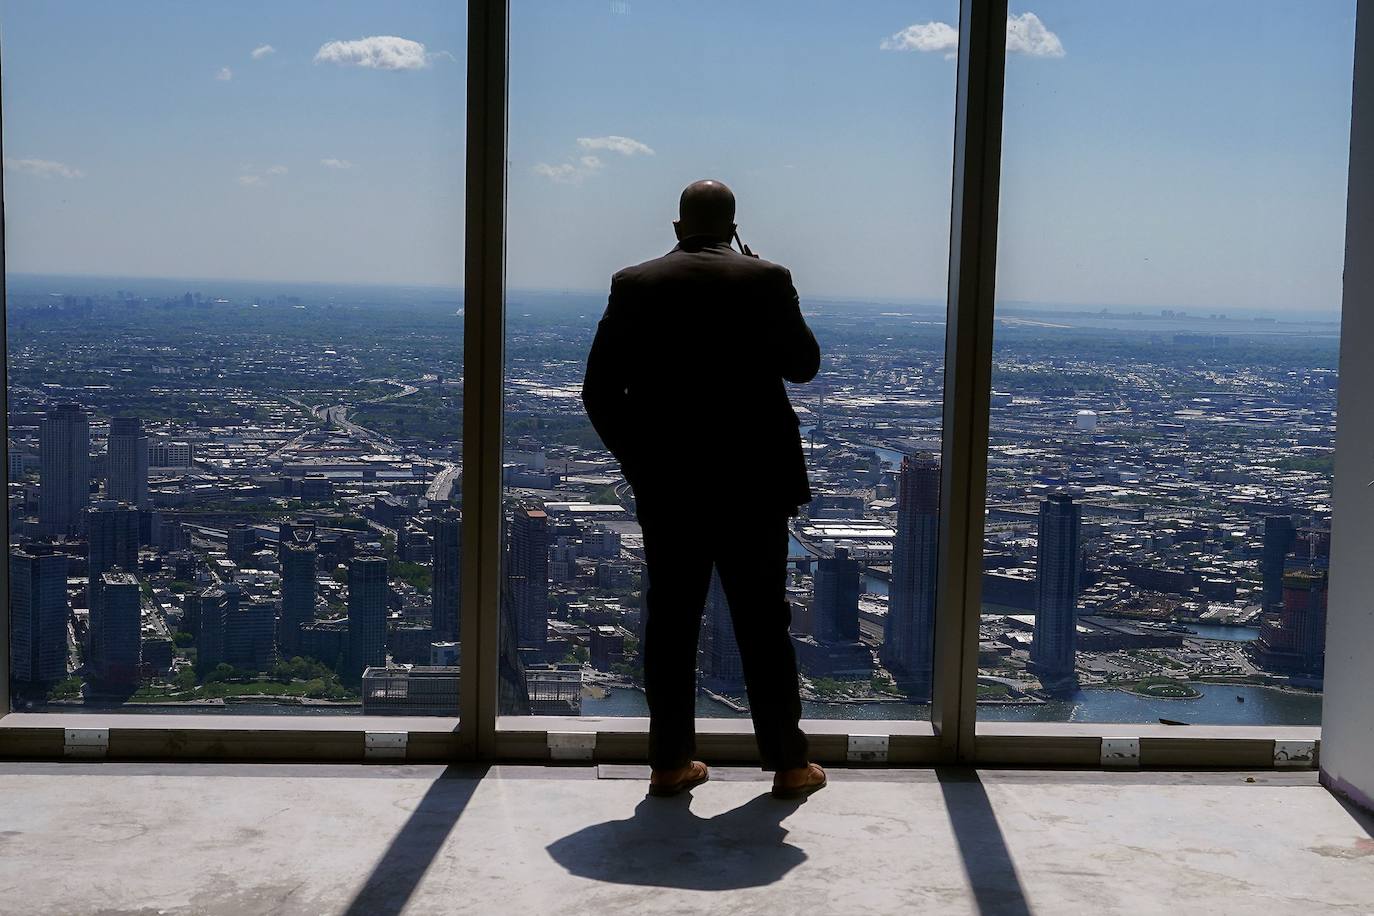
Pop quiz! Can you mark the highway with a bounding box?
[427,462,461,502]
[361,378,420,403]
[316,403,397,451]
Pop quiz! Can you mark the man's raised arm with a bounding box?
[773,266,820,384]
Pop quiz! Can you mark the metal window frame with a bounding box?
[0,38,9,721]
[485,0,1011,763]
[458,0,510,762]
[932,0,1007,764]
[0,0,1352,770]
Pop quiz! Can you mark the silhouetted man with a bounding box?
[582,179,826,799]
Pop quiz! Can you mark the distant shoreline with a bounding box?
[4,272,1339,323]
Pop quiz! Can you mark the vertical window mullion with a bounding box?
[459,0,510,760]
[0,39,10,720]
[933,0,1008,762]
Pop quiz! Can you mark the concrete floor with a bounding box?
[0,764,1370,915]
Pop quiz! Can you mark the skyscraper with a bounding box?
[1287,569,1329,677]
[227,524,257,567]
[86,501,139,619]
[882,455,940,699]
[196,585,237,676]
[106,416,149,508]
[1255,569,1329,679]
[508,508,549,651]
[91,570,141,685]
[278,519,316,559]
[180,589,203,640]
[1029,492,1081,694]
[813,547,861,644]
[9,547,70,683]
[703,568,744,689]
[39,403,91,537]
[348,555,390,678]
[431,508,462,643]
[1262,515,1297,609]
[225,600,277,672]
[278,532,318,659]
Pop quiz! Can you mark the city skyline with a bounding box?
[2,270,1348,322]
[2,276,1335,725]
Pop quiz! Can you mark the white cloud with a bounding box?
[536,136,653,183]
[880,12,1065,58]
[314,35,432,70]
[237,164,286,187]
[576,135,655,157]
[321,158,354,169]
[4,157,84,179]
[216,67,233,81]
[533,163,583,184]
[1005,12,1065,58]
[880,21,958,53]
[251,44,276,60]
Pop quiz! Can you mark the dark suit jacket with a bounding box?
[581,237,820,513]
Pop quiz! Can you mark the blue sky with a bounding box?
[0,1,1358,312]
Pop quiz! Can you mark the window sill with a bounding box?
[0,711,1319,769]
[975,722,1320,767]
[0,712,461,762]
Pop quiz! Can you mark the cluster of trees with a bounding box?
[179,656,356,700]
[806,674,906,699]
[390,560,432,593]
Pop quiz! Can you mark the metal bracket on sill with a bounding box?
[847,734,890,763]
[1101,737,1140,767]
[64,728,109,760]
[1274,740,1317,768]
[548,732,596,761]
[364,731,408,761]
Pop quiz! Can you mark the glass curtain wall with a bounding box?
[977,1,1355,727]
[500,0,956,722]
[3,1,467,717]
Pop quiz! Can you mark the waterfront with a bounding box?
[1185,624,1260,642]
[582,680,1322,726]
[44,678,1319,726]
[863,571,1259,639]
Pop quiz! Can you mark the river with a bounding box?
[1184,624,1259,642]
[581,680,1321,726]
[46,679,1318,725]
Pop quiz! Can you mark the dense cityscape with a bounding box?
[6,275,1335,724]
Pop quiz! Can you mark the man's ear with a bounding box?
[672,220,684,241]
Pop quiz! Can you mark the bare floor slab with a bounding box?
[0,763,1370,915]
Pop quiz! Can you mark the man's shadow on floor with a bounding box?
[546,791,807,891]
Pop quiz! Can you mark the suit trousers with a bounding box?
[638,500,809,771]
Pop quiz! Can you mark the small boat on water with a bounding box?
[1236,695,1246,702]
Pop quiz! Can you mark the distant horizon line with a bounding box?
[3,270,1343,321]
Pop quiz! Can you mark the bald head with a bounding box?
[675,179,736,242]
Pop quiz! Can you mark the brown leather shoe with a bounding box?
[648,760,710,797]
[771,762,827,799]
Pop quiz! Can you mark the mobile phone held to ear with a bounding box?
[734,229,757,258]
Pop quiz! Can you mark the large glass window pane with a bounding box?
[979,2,1354,726]
[4,2,467,716]
[501,1,956,722]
